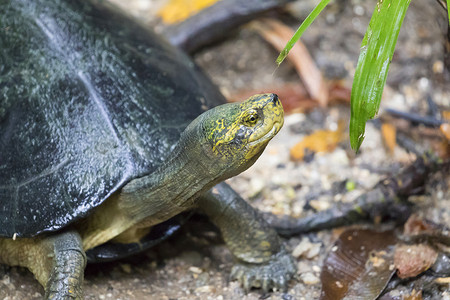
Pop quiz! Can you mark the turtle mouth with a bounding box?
[248,121,282,147]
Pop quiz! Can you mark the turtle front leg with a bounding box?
[0,231,86,299]
[197,182,296,292]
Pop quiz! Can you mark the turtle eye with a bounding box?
[243,110,259,126]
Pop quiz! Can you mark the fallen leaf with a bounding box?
[381,123,396,154]
[228,80,351,114]
[250,19,328,106]
[440,123,450,141]
[328,81,351,104]
[227,83,316,114]
[403,214,437,236]
[320,229,397,300]
[442,110,450,121]
[290,121,345,161]
[157,0,219,24]
[394,244,438,279]
[434,139,450,159]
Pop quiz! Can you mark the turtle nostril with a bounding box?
[271,94,279,105]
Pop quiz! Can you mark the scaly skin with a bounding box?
[0,93,293,298]
[199,182,296,292]
[0,232,85,299]
[80,94,285,250]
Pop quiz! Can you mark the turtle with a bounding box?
[0,0,296,298]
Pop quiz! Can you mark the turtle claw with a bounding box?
[230,248,296,292]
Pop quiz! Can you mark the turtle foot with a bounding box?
[230,248,296,292]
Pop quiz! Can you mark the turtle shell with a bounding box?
[0,0,226,238]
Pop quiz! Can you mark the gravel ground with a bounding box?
[1,0,449,299]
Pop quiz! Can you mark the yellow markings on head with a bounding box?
[209,115,242,154]
[215,119,225,131]
[205,93,284,161]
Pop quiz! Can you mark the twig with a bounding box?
[384,108,445,127]
[426,95,440,119]
[266,154,444,236]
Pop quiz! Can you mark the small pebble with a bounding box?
[194,285,215,293]
[293,238,311,258]
[189,266,203,274]
[433,60,444,73]
[1,275,10,285]
[292,237,322,259]
[282,293,294,300]
[309,199,331,211]
[297,261,311,273]
[353,5,365,16]
[301,272,320,285]
[248,177,265,197]
[305,243,321,259]
[312,265,321,273]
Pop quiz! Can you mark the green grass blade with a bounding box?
[276,0,331,65]
[350,0,412,151]
[447,0,450,26]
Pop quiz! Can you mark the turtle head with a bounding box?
[193,93,284,179]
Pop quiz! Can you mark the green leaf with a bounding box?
[276,0,331,65]
[447,0,450,26]
[350,0,412,151]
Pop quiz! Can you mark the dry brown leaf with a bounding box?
[434,139,450,159]
[320,229,396,300]
[228,81,351,114]
[394,244,438,279]
[290,121,345,161]
[403,214,438,236]
[440,123,450,141]
[381,123,397,154]
[250,19,328,106]
[328,81,351,104]
[157,0,219,24]
[227,83,317,114]
[442,110,450,121]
